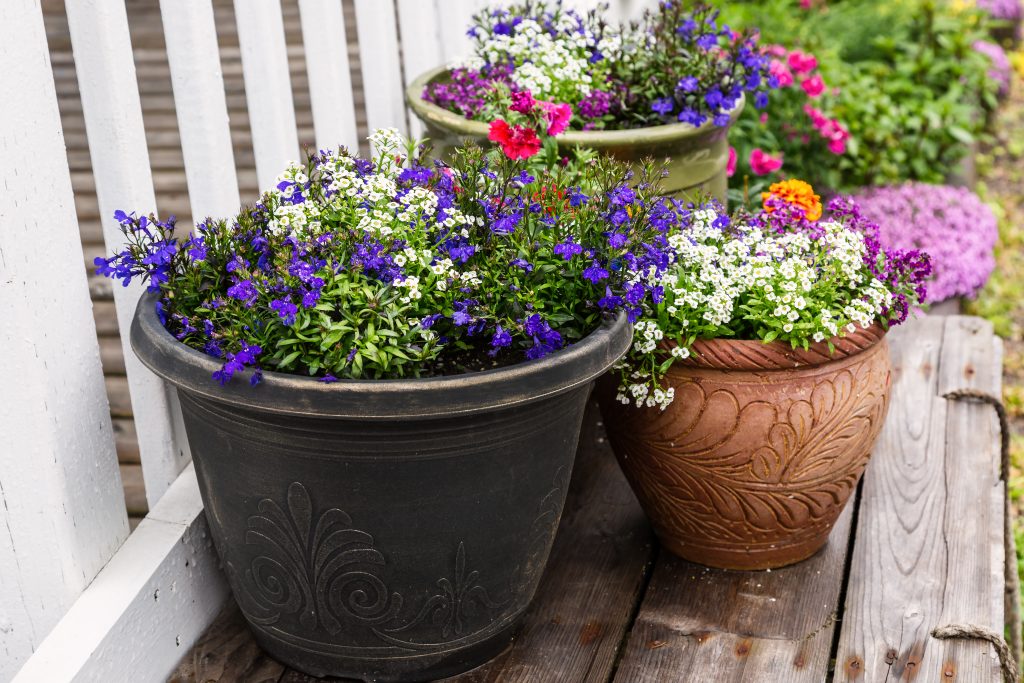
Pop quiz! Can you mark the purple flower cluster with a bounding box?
[422,65,513,119]
[850,184,996,306]
[578,89,618,123]
[642,4,774,129]
[974,40,1013,98]
[94,211,179,291]
[977,0,1023,21]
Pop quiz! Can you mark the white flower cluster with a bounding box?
[619,209,896,411]
[262,129,492,344]
[461,16,620,103]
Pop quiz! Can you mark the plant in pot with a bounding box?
[726,44,850,204]
[95,104,690,680]
[853,182,998,314]
[407,1,774,202]
[600,180,932,570]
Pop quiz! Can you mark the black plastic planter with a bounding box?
[131,293,631,682]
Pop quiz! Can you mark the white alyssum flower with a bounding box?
[620,209,898,410]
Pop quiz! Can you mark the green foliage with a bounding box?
[715,0,1000,193]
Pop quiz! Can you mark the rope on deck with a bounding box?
[942,388,1021,680]
[931,624,1018,683]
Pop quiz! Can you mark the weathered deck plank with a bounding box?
[611,503,856,682]
[832,316,1004,682]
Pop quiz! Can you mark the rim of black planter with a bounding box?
[131,291,632,420]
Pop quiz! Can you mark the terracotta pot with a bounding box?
[601,326,892,570]
[405,66,743,204]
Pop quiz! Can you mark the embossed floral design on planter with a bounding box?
[602,325,891,570]
[235,481,513,652]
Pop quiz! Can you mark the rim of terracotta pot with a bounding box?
[131,291,632,420]
[405,66,745,149]
[677,324,887,371]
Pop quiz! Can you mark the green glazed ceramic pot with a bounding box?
[406,67,744,204]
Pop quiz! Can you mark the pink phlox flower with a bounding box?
[801,74,826,98]
[750,148,783,176]
[540,101,573,136]
[787,50,818,74]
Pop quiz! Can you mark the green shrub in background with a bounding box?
[717,0,999,199]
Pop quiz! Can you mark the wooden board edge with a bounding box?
[12,465,229,683]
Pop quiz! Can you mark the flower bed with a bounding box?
[715,0,1001,193]
[853,183,998,304]
[977,0,1023,41]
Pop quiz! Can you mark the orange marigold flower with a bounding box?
[762,179,823,222]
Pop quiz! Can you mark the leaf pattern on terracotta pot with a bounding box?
[604,339,891,560]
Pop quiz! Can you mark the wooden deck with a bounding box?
[169,315,1014,682]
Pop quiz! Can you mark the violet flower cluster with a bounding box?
[974,40,1013,98]
[423,1,773,131]
[96,128,688,385]
[976,0,1023,22]
[853,183,996,304]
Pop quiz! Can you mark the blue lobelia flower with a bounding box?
[554,239,583,260]
[582,261,610,284]
[270,298,298,325]
[651,97,675,115]
[676,76,699,93]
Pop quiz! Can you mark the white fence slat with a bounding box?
[353,0,408,140]
[394,0,444,139]
[65,0,188,508]
[234,0,301,189]
[436,0,487,65]
[298,0,358,151]
[13,465,228,683]
[0,2,129,678]
[160,0,241,220]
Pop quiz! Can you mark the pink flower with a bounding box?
[726,146,737,177]
[488,119,542,160]
[510,90,536,114]
[750,148,783,176]
[828,138,847,155]
[787,50,818,74]
[541,101,573,136]
[759,113,769,125]
[801,74,826,98]
[803,104,828,128]
[766,44,788,57]
[769,59,794,88]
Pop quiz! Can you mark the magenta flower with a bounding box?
[787,50,818,74]
[510,89,536,114]
[541,102,573,136]
[750,148,783,176]
[801,74,826,98]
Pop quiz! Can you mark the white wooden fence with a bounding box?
[0,1,653,680]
